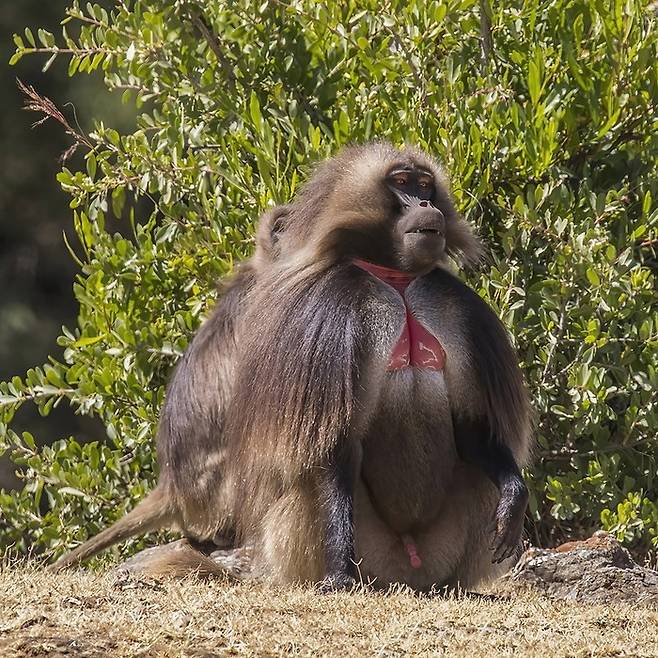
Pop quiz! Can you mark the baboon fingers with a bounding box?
[490,511,524,563]
[316,573,357,593]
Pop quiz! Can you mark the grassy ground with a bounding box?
[1,566,656,657]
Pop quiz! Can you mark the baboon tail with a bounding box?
[49,486,174,571]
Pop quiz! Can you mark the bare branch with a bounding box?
[540,299,568,385]
[479,0,494,72]
[17,78,94,161]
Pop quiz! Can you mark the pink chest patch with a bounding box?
[353,260,446,371]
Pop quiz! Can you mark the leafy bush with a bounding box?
[2,0,657,560]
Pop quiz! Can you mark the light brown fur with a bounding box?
[50,205,289,572]
[52,143,531,591]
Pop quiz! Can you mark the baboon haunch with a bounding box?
[51,206,289,571]
[54,142,531,592]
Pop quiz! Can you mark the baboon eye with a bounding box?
[393,175,408,186]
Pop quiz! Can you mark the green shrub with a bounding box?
[2,0,657,560]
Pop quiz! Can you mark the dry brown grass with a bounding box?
[1,565,656,657]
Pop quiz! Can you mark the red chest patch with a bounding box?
[354,260,446,371]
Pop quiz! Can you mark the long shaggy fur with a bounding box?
[222,141,532,587]
[50,205,287,570]
[52,141,532,589]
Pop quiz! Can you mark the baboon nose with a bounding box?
[419,201,429,207]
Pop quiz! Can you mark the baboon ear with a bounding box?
[258,205,291,244]
[254,205,291,264]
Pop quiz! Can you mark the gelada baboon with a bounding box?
[51,205,289,572]
[224,141,532,591]
[54,141,531,592]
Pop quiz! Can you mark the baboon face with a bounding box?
[286,143,459,275]
[383,163,448,273]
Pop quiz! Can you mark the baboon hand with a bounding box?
[317,572,357,593]
[490,479,529,564]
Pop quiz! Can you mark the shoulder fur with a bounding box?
[429,269,533,466]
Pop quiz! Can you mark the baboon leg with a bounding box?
[258,485,324,584]
[116,539,237,580]
[50,486,175,571]
[427,467,519,591]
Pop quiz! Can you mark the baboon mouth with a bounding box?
[406,228,440,235]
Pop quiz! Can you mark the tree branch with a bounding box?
[17,78,94,161]
[479,0,493,72]
[188,10,237,93]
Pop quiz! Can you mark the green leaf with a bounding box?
[528,60,541,105]
[42,52,57,72]
[24,27,35,47]
[37,29,55,48]
[587,267,601,287]
[249,91,263,131]
[86,153,97,179]
[72,335,105,348]
[22,432,36,449]
[58,487,88,497]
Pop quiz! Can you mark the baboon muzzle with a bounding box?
[400,199,445,237]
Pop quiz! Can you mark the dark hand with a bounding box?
[317,572,357,593]
[490,478,529,563]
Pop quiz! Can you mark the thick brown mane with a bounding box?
[51,141,531,590]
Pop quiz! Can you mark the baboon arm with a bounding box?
[427,269,531,466]
[318,445,357,588]
[453,414,529,563]
[49,486,174,571]
[453,416,522,487]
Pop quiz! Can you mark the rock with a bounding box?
[508,531,658,604]
[208,544,255,579]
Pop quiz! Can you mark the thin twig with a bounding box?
[17,78,94,161]
[190,144,224,151]
[16,46,112,56]
[540,436,656,461]
[540,299,568,384]
[188,10,237,92]
[379,9,424,92]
